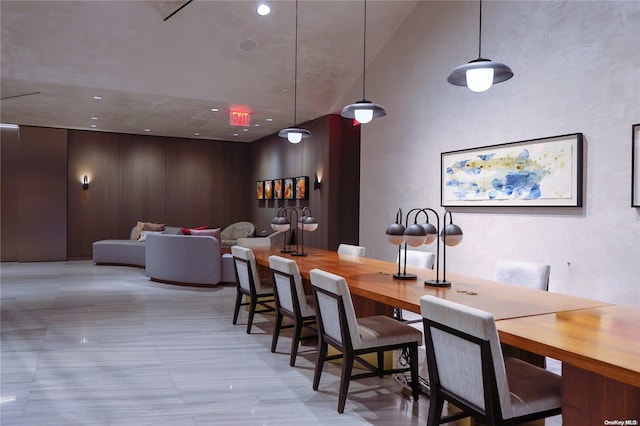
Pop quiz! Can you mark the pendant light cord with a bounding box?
[362,0,367,99]
[478,0,483,58]
[293,0,299,125]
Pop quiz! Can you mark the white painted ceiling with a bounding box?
[1,0,418,142]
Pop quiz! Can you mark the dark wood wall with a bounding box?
[1,126,68,261]
[66,130,252,258]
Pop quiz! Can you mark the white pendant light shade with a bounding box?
[466,67,494,92]
[448,59,512,92]
[278,127,311,144]
[341,100,386,124]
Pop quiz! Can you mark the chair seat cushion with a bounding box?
[505,357,562,418]
[355,315,423,350]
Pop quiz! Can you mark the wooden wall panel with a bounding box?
[67,131,120,258]
[164,138,215,228]
[12,127,68,261]
[118,135,167,237]
[209,141,252,228]
[1,127,21,261]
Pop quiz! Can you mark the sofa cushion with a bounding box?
[181,225,210,235]
[131,221,145,240]
[143,222,165,232]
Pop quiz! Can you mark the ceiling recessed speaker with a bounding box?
[238,39,258,52]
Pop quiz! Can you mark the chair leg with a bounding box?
[246,296,257,334]
[271,311,283,353]
[290,318,302,367]
[409,344,419,401]
[232,289,242,325]
[427,392,445,426]
[313,340,327,391]
[337,352,354,414]
[377,350,384,377]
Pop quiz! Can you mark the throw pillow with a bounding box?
[181,225,209,235]
[143,222,165,232]
[138,230,162,242]
[131,221,145,240]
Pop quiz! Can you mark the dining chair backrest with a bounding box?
[493,259,550,291]
[309,268,361,349]
[420,295,513,419]
[231,245,264,294]
[269,255,313,317]
[337,244,366,257]
[398,249,436,269]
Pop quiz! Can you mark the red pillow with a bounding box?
[181,225,209,235]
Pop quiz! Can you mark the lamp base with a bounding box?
[291,252,308,257]
[394,273,417,280]
[425,279,451,288]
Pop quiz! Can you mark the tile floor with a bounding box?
[1,261,561,425]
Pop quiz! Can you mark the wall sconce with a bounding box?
[271,206,319,257]
[82,175,89,190]
[313,174,321,190]
[385,207,463,287]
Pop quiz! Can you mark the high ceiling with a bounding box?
[1,0,418,142]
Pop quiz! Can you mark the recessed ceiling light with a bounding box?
[242,128,249,132]
[91,117,98,120]
[266,118,273,122]
[257,3,270,16]
[144,129,151,132]
[194,132,200,136]
[233,133,239,137]
[92,96,102,100]
[254,123,260,127]
[90,124,97,128]
[211,108,219,112]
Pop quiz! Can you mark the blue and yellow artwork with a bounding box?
[442,135,581,206]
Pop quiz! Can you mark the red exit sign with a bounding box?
[229,111,250,127]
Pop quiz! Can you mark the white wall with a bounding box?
[344,1,640,307]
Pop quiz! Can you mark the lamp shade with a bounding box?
[271,216,291,232]
[299,216,319,232]
[447,58,513,92]
[278,127,311,144]
[385,222,405,245]
[404,223,427,247]
[440,224,463,246]
[421,222,438,244]
[340,100,386,124]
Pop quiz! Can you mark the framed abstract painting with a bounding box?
[295,176,309,200]
[441,133,583,207]
[256,181,264,200]
[633,124,640,207]
[284,178,294,200]
[264,180,273,200]
[273,179,283,200]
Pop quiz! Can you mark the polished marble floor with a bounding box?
[1,261,561,425]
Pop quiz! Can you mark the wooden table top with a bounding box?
[251,247,611,321]
[497,306,640,387]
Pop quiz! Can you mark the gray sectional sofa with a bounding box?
[92,226,234,286]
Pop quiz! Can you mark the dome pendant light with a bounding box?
[279,0,311,144]
[447,0,513,92]
[341,0,386,124]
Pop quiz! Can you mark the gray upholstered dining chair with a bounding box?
[336,243,366,257]
[268,255,317,367]
[419,295,562,426]
[310,268,422,413]
[394,249,436,323]
[493,259,550,291]
[231,245,275,334]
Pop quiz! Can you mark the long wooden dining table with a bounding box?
[250,246,640,424]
